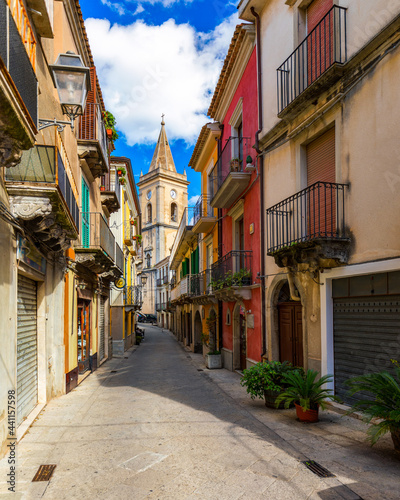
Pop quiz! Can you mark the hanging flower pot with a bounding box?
[100,185,105,192]
[119,178,126,185]
[106,129,113,139]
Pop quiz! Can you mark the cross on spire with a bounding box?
[161,113,165,125]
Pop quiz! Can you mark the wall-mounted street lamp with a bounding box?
[39,52,91,132]
[141,274,148,286]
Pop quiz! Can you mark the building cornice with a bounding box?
[137,168,189,187]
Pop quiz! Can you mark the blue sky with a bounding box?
[80,0,239,203]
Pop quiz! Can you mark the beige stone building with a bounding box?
[239,0,400,402]
[137,119,189,314]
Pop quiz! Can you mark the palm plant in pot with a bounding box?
[240,361,297,408]
[275,369,338,422]
[345,360,400,451]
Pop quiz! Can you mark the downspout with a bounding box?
[251,7,267,360]
[217,125,224,351]
[287,269,301,301]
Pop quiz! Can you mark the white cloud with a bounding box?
[188,195,200,205]
[85,13,239,146]
[133,4,145,14]
[101,0,127,16]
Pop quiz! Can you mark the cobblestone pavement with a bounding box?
[0,325,399,499]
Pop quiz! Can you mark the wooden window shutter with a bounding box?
[306,127,336,237]
[306,127,335,185]
[79,67,97,140]
[307,0,333,33]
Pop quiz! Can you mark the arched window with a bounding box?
[147,203,152,223]
[146,254,151,268]
[171,203,177,222]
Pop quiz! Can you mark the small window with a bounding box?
[171,203,178,222]
[147,203,152,223]
[146,254,151,268]
[226,309,231,326]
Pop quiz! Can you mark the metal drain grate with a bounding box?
[32,465,56,482]
[111,370,117,373]
[302,460,335,478]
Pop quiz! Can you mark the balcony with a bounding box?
[0,0,38,162]
[6,145,79,253]
[277,6,347,117]
[163,275,169,285]
[210,137,252,209]
[101,171,120,215]
[78,103,109,178]
[125,285,142,310]
[193,195,216,233]
[211,251,253,301]
[123,220,134,246]
[156,278,162,287]
[169,207,196,270]
[266,181,350,268]
[75,212,123,278]
[190,270,216,304]
[170,275,192,304]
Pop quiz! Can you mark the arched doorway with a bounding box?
[233,304,247,371]
[278,282,303,367]
[194,311,202,353]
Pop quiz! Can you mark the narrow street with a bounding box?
[1,325,399,500]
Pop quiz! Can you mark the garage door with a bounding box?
[333,294,400,404]
[17,274,38,425]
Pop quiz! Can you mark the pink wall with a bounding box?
[219,49,263,363]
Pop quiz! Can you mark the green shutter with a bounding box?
[194,247,199,274]
[81,178,90,248]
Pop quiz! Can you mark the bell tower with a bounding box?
[137,117,189,314]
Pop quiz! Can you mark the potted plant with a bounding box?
[230,158,242,172]
[275,369,338,422]
[204,316,221,369]
[345,360,400,451]
[100,185,105,192]
[240,361,297,408]
[117,167,126,177]
[119,177,126,185]
[103,110,119,142]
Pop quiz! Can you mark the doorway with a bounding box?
[233,304,247,371]
[277,283,303,367]
[194,311,202,353]
[78,299,91,373]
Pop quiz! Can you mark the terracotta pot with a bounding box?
[100,186,105,192]
[106,128,113,138]
[391,428,400,451]
[295,402,319,423]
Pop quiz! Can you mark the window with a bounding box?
[146,254,151,268]
[147,203,152,223]
[171,203,177,222]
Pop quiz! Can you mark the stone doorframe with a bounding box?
[265,274,309,370]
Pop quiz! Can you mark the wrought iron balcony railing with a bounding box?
[78,103,108,163]
[209,137,252,201]
[277,6,347,114]
[101,170,121,210]
[193,195,214,225]
[125,285,142,307]
[1,0,37,125]
[77,212,116,260]
[266,181,348,254]
[5,145,79,231]
[211,251,253,289]
[190,270,213,296]
[156,302,166,311]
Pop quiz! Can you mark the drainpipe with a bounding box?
[217,127,224,351]
[287,268,301,301]
[251,7,267,360]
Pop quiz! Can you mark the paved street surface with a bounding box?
[1,325,399,499]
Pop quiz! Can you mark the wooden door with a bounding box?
[278,302,303,367]
[77,300,91,373]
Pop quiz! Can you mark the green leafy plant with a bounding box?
[345,360,400,447]
[211,269,251,291]
[135,335,142,344]
[240,361,297,400]
[103,110,119,142]
[117,167,126,177]
[275,369,338,411]
[204,315,218,354]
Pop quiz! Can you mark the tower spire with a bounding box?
[148,116,176,173]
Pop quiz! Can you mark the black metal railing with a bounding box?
[115,243,124,272]
[101,170,121,207]
[77,212,115,260]
[209,137,252,200]
[277,6,347,114]
[190,269,213,296]
[78,102,108,162]
[266,181,348,254]
[125,285,142,307]
[5,145,79,230]
[211,251,253,289]
[193,195,214,226]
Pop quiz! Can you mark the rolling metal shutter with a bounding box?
[17,275,38,425]
[333,295,400,404]
[99,296,105,361]
[307,127,335,185]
